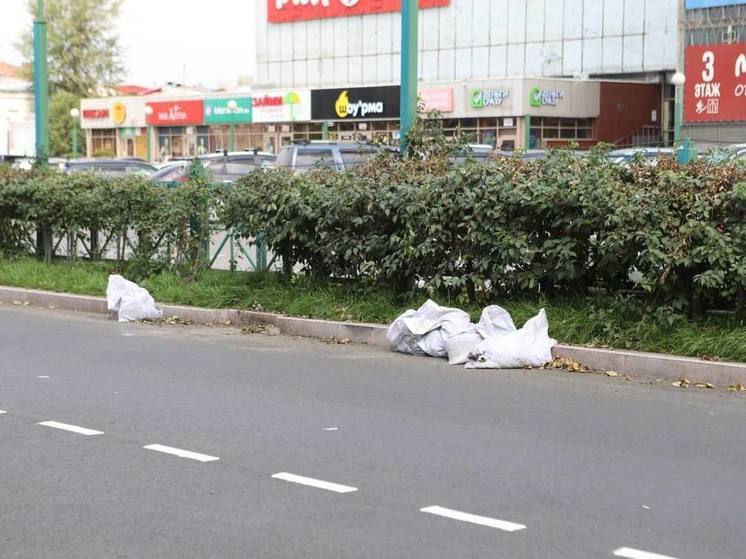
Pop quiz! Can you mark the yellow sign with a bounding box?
[111,102,127,125]
[334,90,349,118]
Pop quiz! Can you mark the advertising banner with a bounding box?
[204,97,253,124]
[269,0,449,23]
[312,86,400,120]
[684,43,746,123]
[146,100,204,126]
[420,87,454,113]
[251,90,311,123]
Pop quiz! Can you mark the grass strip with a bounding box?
[1,256,744,363]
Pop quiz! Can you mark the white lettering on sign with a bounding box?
[348,100,384,117]
[158,105,187,122]
[275,0,361,8]
[736,54,746,78]
[694,83,721,97]
[701,51,715,82]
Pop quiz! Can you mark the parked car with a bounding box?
[702,143,746,164]
[606,147,675,166]
[151,151,276,184]
[11,157,67,171]
[493,149,549,161]
[62,158,157,177]
[450,144,494,166]
[276,141,391,173]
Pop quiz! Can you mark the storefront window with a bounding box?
[91,129,116,157]
[530,117,595,146]
[157,127,186,160]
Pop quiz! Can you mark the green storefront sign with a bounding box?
[204,97,252,124]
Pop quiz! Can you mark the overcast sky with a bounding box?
[0,0,256,89]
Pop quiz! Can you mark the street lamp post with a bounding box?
[671,71,686,145]
[670,71,693,163]
[144,105,153,162]
[399,0,418,155]
[227,99,238,152]
[69,108,80,158]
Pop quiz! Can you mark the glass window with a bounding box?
[560,128,576,139]
[91,129,116,157]
[295,149,337,172]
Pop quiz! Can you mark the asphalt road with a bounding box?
[1,305,745,559]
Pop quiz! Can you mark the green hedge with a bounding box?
[2,148,745,315]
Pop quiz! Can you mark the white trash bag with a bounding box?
[106,274,163,323]
[388,300,556,369]
[386,299,473,358]
[465,309,556,369]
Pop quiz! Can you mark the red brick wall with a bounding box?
[596,82,662,145]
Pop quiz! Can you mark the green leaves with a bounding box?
[2,149,745,314]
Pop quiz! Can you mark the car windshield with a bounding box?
[340,148,378,168]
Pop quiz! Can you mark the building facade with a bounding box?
[251,0,681,149]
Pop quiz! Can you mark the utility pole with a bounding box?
[399,0,418,155]
[33,0,49,165]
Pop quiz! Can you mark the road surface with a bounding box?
[1,305,744,558]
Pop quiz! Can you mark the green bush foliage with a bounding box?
[1,149,745,314]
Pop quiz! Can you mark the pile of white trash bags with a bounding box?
[106,275,162,323]
[387,299,556,369]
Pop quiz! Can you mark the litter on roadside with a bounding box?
[106,274,162,323]
[387,299,556,369]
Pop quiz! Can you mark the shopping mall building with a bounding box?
[80,0,745,159]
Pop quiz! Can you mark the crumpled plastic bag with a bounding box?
[465,309,555,369]
[388,300,556,369]
[386,299,472,358]
[106,274,162,323]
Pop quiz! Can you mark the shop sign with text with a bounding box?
[684,43,746,122]
[252,90,311,123]
[269,0,449,23]
[529,87,565,107]
[204,97,253,124]
[471,88,511,108]
[146,100,204,125]
[82,109,109,119]
[420,87,454,112]
[312,86,400,120]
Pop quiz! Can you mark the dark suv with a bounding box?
[276,141,391,173]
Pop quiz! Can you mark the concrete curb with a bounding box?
[1,285,744,386]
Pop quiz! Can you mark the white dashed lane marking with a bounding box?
[143,444,219,462]
[613,547,681,559]
[420,506,526,532]
[272,472,358,493]
[37,376,50,379]
[0,410,6,414]
[37,421,104,436]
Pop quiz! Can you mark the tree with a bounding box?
[18,0,124,98]
[48,91,85,157]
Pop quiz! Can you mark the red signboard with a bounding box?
[82,109,109,119]
[684,43,746,123]
[268,0,449,23]
[146,100,204,125]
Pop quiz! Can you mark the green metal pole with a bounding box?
[322,121,329,140]
[229,123,236,152]
[524,115,532,149]
[399,0,418,155]
[71,118,78,158]
[33,0,49,164]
